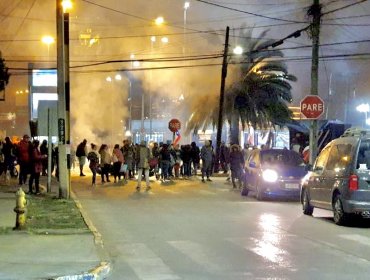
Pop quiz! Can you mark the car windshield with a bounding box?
[261,150,304,167]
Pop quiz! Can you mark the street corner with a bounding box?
[53,261,111,280]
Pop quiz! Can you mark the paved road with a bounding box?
[72,173,370,280]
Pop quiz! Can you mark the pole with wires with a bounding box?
[215,26,229,173]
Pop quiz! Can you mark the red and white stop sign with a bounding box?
[300,95,325,119]
[168,119,181,132]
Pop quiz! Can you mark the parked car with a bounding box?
[301,128,370,225]
[241,148,307,200]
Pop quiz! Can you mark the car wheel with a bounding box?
[333,195,349,226]
[256,184,264,201]
[302,188,314,215]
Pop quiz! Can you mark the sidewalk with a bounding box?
[0,173,110,280]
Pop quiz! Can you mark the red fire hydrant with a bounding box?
[13,188,27,230]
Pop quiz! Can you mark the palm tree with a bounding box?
[187,28,296,145]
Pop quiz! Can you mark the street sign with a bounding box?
[300,95,325,119]
[168,119,181,133]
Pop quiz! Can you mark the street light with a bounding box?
[233,46,243,55]
[41,35,55,56]
[155,16,164,25]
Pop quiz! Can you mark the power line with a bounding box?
[8,51,370,76]
[322,0,368,15]
[194,0,308,23]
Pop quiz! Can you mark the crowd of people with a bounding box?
[0,134,256,193]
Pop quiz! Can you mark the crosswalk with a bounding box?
[111,233,370,280]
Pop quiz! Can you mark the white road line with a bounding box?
[168,240,221,272]
[120,243,180,280]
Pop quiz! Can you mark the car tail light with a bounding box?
[349,174,358,191]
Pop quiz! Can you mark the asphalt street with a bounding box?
[72,173,370,280]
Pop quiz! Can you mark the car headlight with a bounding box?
[262,169,278,183]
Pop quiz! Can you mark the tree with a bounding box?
[0,51,10,93]
[187,28,296,144]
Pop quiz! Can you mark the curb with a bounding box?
[53,261,111,280]
[48,191,111,280]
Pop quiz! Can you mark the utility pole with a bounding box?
[309,0,321,165]
[56,0,69,199]
[215,26,229,172]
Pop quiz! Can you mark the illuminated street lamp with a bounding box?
[233,46,243,55]
[62,0,72,12]
[155,16,164,25]
[41,35,55,56]
[161,37,169,44]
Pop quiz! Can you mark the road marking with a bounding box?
[339,234,370,246]
[168,240,221,272]
[120,243,180,280]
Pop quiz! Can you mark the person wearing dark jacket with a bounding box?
[181,144,192,178]
[190,142,200,175]
[2,137,16,177]
[229,144,244,189]
[40,140,48,176]
[159,144,171,181]
[76,139,88,176]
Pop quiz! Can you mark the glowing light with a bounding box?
[155,16,164,25]
[125,131,132,137]
[41,36,55,45]
[133,61,140,67]
[62,0,73,12]
[262,169,278,182]
[233,46,243,55]
[161,37,169,43]
[151,36,156,43]
[106,76,112,82]
[357,103,370,113]
[115,74,122,81]
[184,2,190,9]
[367,118,370,126]
[130,54,135,59]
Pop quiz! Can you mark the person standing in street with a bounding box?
[201,140,214,182]
[229,144,244,189]
[112,144,124,183]
[16,134,32,185]
[190,142,200,176]
[220,141,230,174]
[99,144,111,184]
[76,139,88,176]
[2,136,16,178]
[87,143,99,186]
[122,139,135,179]
[28,140,46,195]
[159,143,171,182]
[40,139,48,176]
[135,140,151,191]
